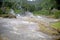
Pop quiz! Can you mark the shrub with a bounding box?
[33,9,50,16]
[0,8,3,14]
[14,9,22,14]
[53,10,60,19]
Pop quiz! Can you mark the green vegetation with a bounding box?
[38,24,59,35]
[0,8,3,14]
[14,9,22,14]
[53,10,60,18]
[51,22,60,32]
[0,0,60,19]
[33,9,50,16]
[33,9,60,19]
[21,3,36,12]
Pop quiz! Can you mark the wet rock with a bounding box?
[1,14,16,18]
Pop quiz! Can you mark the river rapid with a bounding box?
[0,11,59,40]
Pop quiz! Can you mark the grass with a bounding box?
[38,23,59,35]
[33,9,50,16]
[51,22,60,32]
[33,11,42,16]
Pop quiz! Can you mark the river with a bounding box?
[0,12,59,40]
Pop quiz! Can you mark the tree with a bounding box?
[38,0,56,15]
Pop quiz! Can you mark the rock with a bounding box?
[2,14,16,18]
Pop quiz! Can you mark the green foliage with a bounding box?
[51,22,60,32]
[5,7,10,13]
[14,9,22,14]
[0,8,3,14]
[53,10,60,18]
[21,3,35,12]
[33,9,60,19]
[0,7,10,14]
[1,0,56,12]
[0,0,60,19]
[33,11,41,15]
[40,9,50,15]
[33,9,50,16]
[40,0,55,10]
